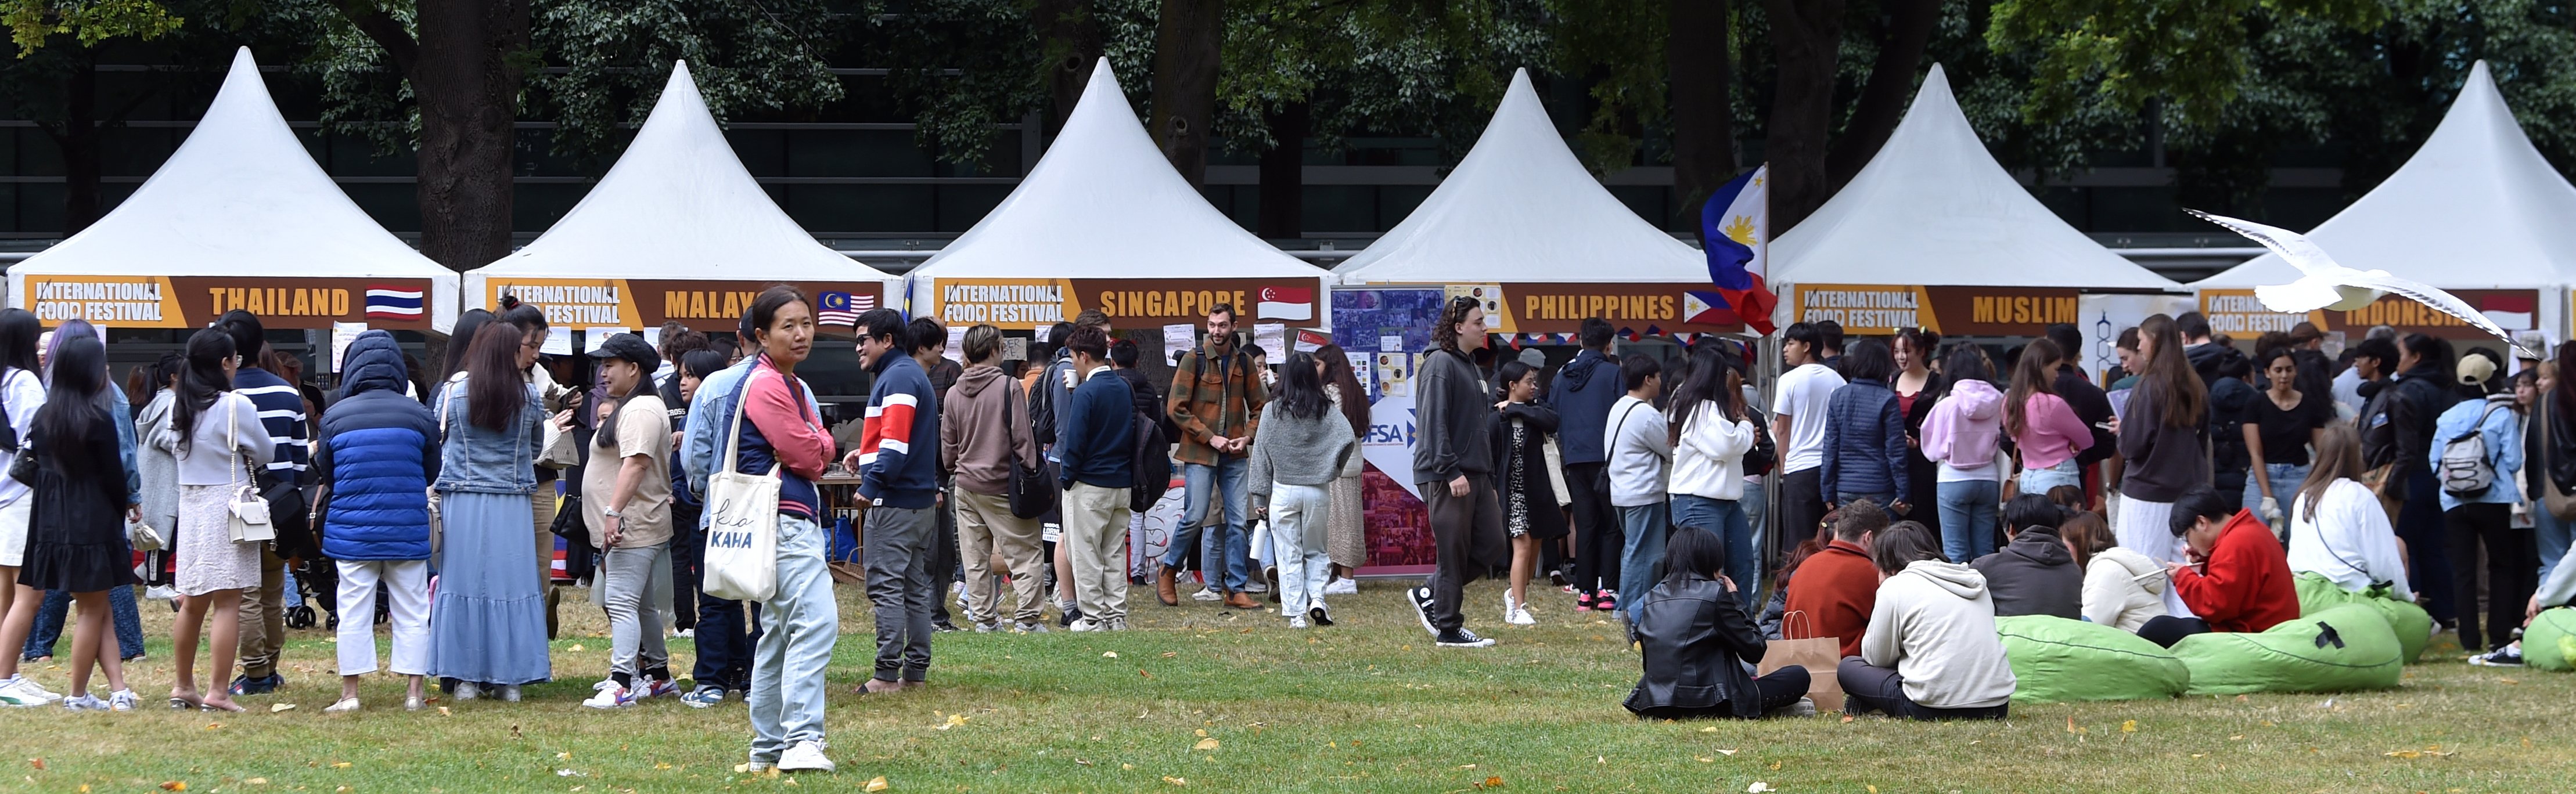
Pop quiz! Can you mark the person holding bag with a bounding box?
[729,287,842,774]
[12,335,136,710]
[1625,526,1812,719]
[1248,351,1357,629]
[313,330,439,713]
[159,328,272,713]
[941,324,1047,633]
[426,316,552,702]
[580,334,680,709]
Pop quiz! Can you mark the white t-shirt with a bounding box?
[1772,363,1845,474]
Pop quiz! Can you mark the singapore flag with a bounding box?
[1257,285,1314,322]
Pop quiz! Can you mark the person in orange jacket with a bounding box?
[1781,499,1891,658]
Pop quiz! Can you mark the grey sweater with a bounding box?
[1412,347,1494,485]
[1247,400,1357,510]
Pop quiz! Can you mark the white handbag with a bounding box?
[126,518,166,553]
[225,398,275,544]
[427,387,452,555]
[700,378,780,602]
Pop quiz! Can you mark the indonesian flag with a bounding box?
[1702,165,1776,335]
[1256,285,1314,322]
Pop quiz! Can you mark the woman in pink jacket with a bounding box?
[1920,347,2005,562]
[2006,339,2095,500]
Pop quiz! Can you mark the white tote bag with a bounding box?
[700,378,781,602]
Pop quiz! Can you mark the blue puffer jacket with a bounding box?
[1819,378,1908,502]
[317,331,441,561]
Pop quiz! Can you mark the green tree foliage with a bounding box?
[0,0,180,51]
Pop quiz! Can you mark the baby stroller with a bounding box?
[284,555,341,630]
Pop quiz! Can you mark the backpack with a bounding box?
[1130,406,1172,513]
[2437,399,2510,499]
[2356,389,2400,469]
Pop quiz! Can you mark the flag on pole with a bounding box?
[1701,164,1776,335]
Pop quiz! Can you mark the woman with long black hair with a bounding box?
[1315,345,1370,593]
[426,319,552,701]
[1249,351,1358,627]
[0,308,56,706]
[2116,314,2211,618]
[162,328,272,712]
[21,319,148,667]
[1491,358,1564,625]
[1922,345,2006,562]
[1893,329,1946,548]
[12,335,135,710]
[1666,344,1755,598]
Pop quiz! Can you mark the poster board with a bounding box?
[920,277,1326,330]
[21,275,438,330]
[1787,283,2085,337]
[482,277,893,333]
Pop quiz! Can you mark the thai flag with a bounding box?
[1702,164,1776,335]
[1256,286,1314,322]
[817,291,869,326]
[364,286,423,321]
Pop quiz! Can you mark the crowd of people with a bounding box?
[1,287,2571,763]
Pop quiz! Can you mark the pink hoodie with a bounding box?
[2014,392,2095,471]
[1921,379,2005,470]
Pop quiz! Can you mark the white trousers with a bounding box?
[336,559,431,676]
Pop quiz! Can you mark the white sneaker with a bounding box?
[0,675,62,706]
[62,693,109,712]
[1069,618,1105,633]
[581,684,636,709]
[1324,578,1358,595]
[499,685,523,702]
[324,697,361,714]
[1506,605,1537,626]
[1242,580,1268,594]
[453,681,481,701]
[1288,615,1309,629]
[778,741,835,773]
[1190,587,1222,602]
[593,677,621,691]
[107,690,138,712]
[674,628,695,639]
[145,585,179,602]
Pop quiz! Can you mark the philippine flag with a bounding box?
[1702,164,1776,335]
[364,286,423,321]
[817,291,861,326]
[1257,285,1314,322]
[1681,291,1733,326]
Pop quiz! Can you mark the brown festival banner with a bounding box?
[2199,287,2538,341]
[1790,283,2081,337]
[21,274,437,330]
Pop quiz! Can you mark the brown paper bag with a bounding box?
[1760,611,1845,712]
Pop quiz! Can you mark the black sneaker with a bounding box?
[1308,605,1334,627]
[1058,604,1083,628]
[1407,587,1438,637]
[933,620,963,633]
[1435,628,1495,648]
[228,673,285,696]
[2467,646,2524,667]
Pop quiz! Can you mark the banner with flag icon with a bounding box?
[1702,164,1776,335]
[816,290,868,326]
[364,285,424,321]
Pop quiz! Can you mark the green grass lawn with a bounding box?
[4,579,2570,793]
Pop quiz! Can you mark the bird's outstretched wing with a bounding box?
[2185,209,2341,276]
[2339,270,2538,358]
[2251,277,2347,313]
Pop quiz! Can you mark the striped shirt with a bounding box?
[233,367,310,478]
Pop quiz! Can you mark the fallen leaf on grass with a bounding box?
[1767,761,1782,771]
[1103,651,1119,659]
[1193,739,1219,751]
[1140,669,1154,679]
[1122,764,1135,770]
[331,762,351,770]
[937,714,969,731]
[1715,749,1737,756]
[2229,735,2243,741]
[2121,720,2136,734]
[1477,776,1505,789]
[159,783,187,792]
[244,779,267,786]
[1161,652,1177,658]
[1163,776,1188,786]
[203,723,223,731]
[1747,783,1773,793]
[1696,757,1715,763]
[568,644,584,652]
[272,703,297,713]
[864,775,890,792]
[438,706,452,716]
[1699,727,1718,733]
[2499,678,2519,685]
[1074,759,1093,767]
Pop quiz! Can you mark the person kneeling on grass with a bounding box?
[2138,488,2300,648]
[1625,527,1813,719]
[1839,521,2015,720]
[2466,533,2576,667]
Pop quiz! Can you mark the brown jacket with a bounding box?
[1166,342,1268,467]
[941,364,1039,496]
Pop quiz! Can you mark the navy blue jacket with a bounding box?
[316,331,440,561]
[858,353,941,510]
[1820,378,1908,501]
[1057,365,1135,489]
[1548,349,1621,464]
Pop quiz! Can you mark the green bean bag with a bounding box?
[1995,615,2190,703]
[2170,604,2404,695]
[2292,572,2433,663]
[2525,608,2576,672]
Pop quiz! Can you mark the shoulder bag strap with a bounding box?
[1003,380,1030,468]
[724,368,766,476]
[228,395,244,490]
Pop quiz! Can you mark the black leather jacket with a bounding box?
[1624,574,1768,719]
[2530,392,2576,497]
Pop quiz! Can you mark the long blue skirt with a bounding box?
[427,490,552,685]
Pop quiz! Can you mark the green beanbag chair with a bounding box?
[2525,608,2576,672]
[2293,572,2433,663]
[2171,604,2404,695]
[1995,615,2190,703]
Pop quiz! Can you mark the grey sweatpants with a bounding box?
[865,505,936,683]
[600,542,672,678]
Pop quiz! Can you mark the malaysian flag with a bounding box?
[816,291,873,326]
[365,285,424,320]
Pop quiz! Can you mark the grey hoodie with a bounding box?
[1971,528,2083,619]
[1247,399,1356,511]
[1861,560,2017,709]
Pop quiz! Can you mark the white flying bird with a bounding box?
[2186,208,2535,359]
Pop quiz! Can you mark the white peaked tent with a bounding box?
[1769,64,2176,293]
[905,59,1329,331]
[467,61,898,327]
[2194,61,2576,292]
[1333,68,1706,286]
[7,48,462,333]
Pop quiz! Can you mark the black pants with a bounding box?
[2445,501,2534,652]
[1778,468,1826,567]
[1423,474,1506,633]
[2136,615,2210,648]
[1632,666,1812,720]
[689,595,764,691]
[1566,463,1621,593]
[669,503,702,631]
[933,482,960,625]
[2398,467,2455,623]
[1838,657,2009,720]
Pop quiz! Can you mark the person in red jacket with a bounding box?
[1782,499,1891,658]
[2137,488,2300,647]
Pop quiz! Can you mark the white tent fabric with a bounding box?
[1769,63,2176,292]
[2193,60,2576,290]
[1332,68,1705,284]
[467,61,897,305]
[904,59,1326,312]
[6,48,462,332]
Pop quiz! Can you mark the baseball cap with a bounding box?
[2456,354,2495,385]
[595,333,661,375]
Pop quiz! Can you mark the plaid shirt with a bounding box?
[1166,342,1268,466]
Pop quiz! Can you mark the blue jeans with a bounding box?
[1935,479,2000,563]
[2539,507,2573,586]
[2242,462,2311,519]
[1163,459,1250,591]
[1670,494,1754,596]
[747,513,839,763]
[2017,459,2081,494]
[1617,501,1670,625]
[1737,481,1770,603]
[24,586,145,661]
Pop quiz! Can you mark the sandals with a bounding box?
[198,699,246,713]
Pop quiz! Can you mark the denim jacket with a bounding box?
[432,376,545,495]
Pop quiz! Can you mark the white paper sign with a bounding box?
[1254,323,1288,362]
[584,327,632,355]
[1003,337,1029,362]
[641,327,663,351]
[1163,323,1196,360]
[944,325,968,363]
[2072,294,2193,384]
[329,322,367,373]
[1361,394,1419,500]
[541,328,573,356]
[1379,335,1403,353]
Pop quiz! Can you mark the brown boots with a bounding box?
[1155,565,1181,607]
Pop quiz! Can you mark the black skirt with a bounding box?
[17,422,136,593]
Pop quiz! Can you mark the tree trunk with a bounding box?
[1035,0,1101,139]
[409,0,529,271]
[1762,0,1844,233]
[56,56,102,234]
[1823,0,1937,190]
[1148,0,1225,187]
[1257,100,1307,240]
[1665,0,1734,225]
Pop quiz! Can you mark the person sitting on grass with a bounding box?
[2138,488,2300,648]
[2470,537,2576,667]
[1840,521,2015,720]
[1972,493,2083,619]
[1782,499,1890,658]
[2062,511,2168,632]
[1625,526,1814,720]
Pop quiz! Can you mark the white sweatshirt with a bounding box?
[2287,479,2414,602]
[1861,560,2017,709]
[2080,547,2170,632]
[1606,395,1672,507]
[1670,400,1753,500]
